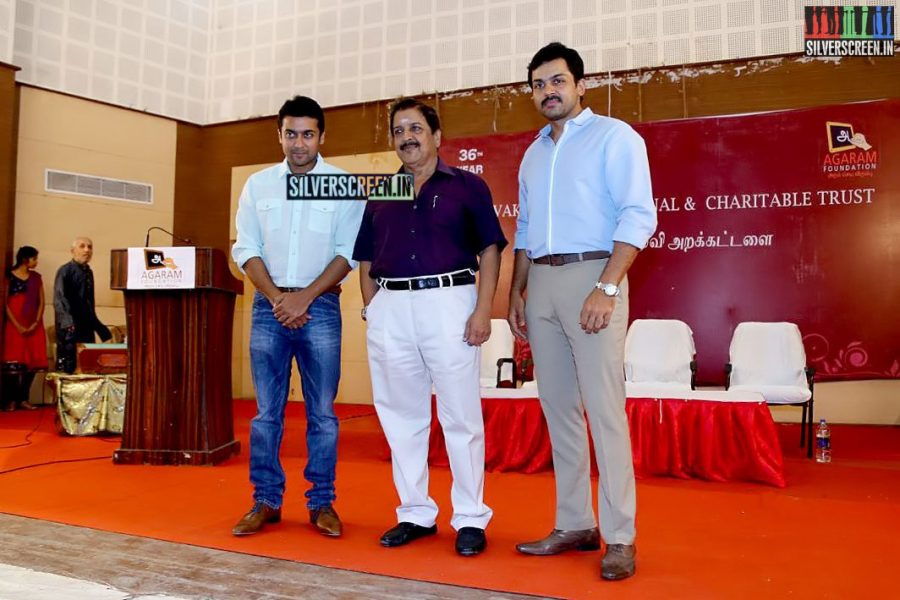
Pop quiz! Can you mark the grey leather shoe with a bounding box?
[601,544,636,580]
[516,528,601,555]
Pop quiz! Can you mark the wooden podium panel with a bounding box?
[110,248,241,465]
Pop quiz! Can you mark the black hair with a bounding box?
[389,98,441,134]
[8,246,38,277]
[527,42,585,86]
[277,95,325,133]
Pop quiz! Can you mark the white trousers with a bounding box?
[366,284,493,531]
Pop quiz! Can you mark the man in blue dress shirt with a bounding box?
[509,43,657,580]
[231,96,364,539]
[353,98,506,557]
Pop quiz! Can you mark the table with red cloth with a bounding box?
[380,388,786,487]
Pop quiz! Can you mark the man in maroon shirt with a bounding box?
[353,98,506,557]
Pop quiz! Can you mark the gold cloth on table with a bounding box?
[47,373,126,435]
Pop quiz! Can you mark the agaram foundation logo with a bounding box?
[144,249,179,270]
[822,121,878,179]
[142,249,185,283]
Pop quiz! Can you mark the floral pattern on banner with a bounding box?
[803,334,899,380]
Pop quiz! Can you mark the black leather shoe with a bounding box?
[455,527,486,556]
[379,522,437,547]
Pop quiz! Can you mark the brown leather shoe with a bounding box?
[309,505,342,537]
[601,544,636,580]
[232,503,281,536]
[516,528,601,555]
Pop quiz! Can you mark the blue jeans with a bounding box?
[248,290,342,510]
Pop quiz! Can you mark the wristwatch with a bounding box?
[595,281,620,297]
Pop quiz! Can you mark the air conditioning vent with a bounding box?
[45,169,153,205]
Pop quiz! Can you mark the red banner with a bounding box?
[441,99,900,383]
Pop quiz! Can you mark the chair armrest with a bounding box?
[690,360,697,390]
[496,358,517,387]
[724,363,732,390]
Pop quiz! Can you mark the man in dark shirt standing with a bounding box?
[353,98,506,557]
[53,237,111,373]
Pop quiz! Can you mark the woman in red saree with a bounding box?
[4,246,49,410]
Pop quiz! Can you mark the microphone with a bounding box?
[144,226,192,247]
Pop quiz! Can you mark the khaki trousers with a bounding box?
[525,258,636,544]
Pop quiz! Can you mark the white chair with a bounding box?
[480,319,516,388]
[726,322,816,458]
[624,319,697,398]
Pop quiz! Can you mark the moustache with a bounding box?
[542,96,561,107]
[400,140,420,151]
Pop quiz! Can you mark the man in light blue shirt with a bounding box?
[231,96,364,539]
[509,43,656,581]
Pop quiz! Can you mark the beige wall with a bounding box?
[770,380,900,426]
[15,87,176,342]
[229,151,400,405]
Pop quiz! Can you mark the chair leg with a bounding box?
[807,399,814,459]
[800,404,807,448]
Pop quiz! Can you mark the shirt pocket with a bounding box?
[308,201,336,234]
[256,198,284,231]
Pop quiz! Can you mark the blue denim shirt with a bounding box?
[232,158,365,287]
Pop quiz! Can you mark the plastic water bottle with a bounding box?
[815,419,831,463]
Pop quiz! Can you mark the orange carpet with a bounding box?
[1,401,898,599]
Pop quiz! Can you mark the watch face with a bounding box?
[603,284,618,296]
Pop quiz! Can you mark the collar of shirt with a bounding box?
[274,155,335,178]
[537,106,595,139]
[396,157,456,182]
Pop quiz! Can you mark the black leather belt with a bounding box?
[378,271,476,291]
[531,251,611,266]
[278,285,342,296]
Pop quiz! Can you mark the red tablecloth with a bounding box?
[410,396,785,487]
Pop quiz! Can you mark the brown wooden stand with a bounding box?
[110,248,242,465]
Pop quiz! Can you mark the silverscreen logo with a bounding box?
[803,5,895,57]
[286,173,414,201]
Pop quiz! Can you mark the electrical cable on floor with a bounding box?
[0,404,47,449]
[0,406,113,473]
[0,456,109,476]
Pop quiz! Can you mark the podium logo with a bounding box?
[144,249,179,270]
[803,6,894,57]
[286,173,414,201]
[822,121,878,179]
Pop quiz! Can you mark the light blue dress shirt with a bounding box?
[515,107,657,257]
[231,157,365,287]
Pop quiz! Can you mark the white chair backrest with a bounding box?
[481,319,514,382]
[729,322,808,388]
[624,319,695,386]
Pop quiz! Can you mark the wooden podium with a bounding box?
[110,247,242,465]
